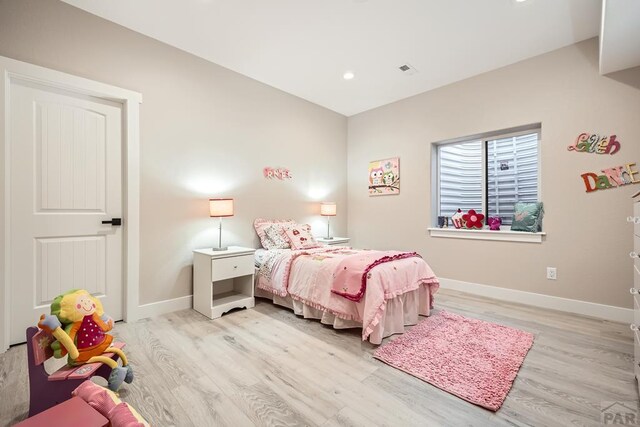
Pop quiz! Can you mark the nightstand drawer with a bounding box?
[211,254,254,281]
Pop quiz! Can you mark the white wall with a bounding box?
[3,0,638,314]
[347,39,640,309]
[0,0,348,306]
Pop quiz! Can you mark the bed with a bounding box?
[252,220,439,344]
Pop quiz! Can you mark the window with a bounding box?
[435,127,540,227]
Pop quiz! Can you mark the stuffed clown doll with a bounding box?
[37,289,134,391]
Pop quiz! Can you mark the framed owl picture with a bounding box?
[368,157,400,196]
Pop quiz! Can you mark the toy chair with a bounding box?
[26,326,126,417]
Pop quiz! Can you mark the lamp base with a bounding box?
[211,246,228,251]
[324,236,334,240]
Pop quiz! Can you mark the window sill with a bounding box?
[427,227,545,243]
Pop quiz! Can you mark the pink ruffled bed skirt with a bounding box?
[255,284,433,345]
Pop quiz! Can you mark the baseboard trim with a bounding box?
[439,278,632,324]
[137,295,193,320]
[135,281,632,324]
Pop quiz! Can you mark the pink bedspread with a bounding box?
[256,247,439,340]
[332,250,422,302]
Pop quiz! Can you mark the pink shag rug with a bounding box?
[373,310,534,411]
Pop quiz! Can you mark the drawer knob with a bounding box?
[631,288,639,295]
[631,252,639,259]
[628,216,640,224]
[631,324,639,332]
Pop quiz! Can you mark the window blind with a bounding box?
[487,132,539,224]
[438,141,483,218]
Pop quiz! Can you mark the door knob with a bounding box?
[101,218,122,226]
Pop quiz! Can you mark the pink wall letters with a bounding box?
[263,167,292,180]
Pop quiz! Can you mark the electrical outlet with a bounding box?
[546,267,557,280]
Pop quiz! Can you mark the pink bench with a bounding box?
[26,326,125,417]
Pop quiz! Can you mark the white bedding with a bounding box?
[254,248,267,267]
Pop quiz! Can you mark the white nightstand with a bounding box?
[316,237,350,246]
[193,246,256,319]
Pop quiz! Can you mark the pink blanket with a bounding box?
[331,250,421,302]
[256,247,440,341]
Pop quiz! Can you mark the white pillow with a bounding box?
[253,218,295,248]
[263,224,291,249]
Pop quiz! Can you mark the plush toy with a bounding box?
[451,209,465,229]
[488,217,502,231]
[37,289,134,391]
[462,209,485,229]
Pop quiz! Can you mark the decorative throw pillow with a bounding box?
[511,202,544,232]
[253,218,295,248]
[263,224,291,249]
[72,380,117,417]
[72,381,150,426]
[462,209,484,229]
[284,224,322,250]
[108,402,148,427]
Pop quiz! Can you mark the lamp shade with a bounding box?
[209,198,234,217]
[320,202,336,216]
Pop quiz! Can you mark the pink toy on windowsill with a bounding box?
[488,217,502,231]
[451,209,465,229]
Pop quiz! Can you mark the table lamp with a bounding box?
[209,198,234,251]
[320,202,336,239]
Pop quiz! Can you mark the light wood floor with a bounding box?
[0,289,637,426]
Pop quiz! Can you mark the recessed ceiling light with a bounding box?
[343,71,355,80]
[515,0,528,2]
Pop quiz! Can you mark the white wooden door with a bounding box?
[9,80,123,344]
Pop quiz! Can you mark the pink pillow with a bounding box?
[254,218,295,248]
[108,403,145,427]
[72,380,117,417]
[73,381,149,426]
[284,224,322,250]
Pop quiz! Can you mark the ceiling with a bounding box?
[61,0,602,116]
[600,0,640,74]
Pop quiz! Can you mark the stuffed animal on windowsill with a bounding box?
[462,209,485,229]
[488,217,502,231]
[37,289,134,391]
[451,209,465,229]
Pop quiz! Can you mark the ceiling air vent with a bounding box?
[398,63,418,76]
